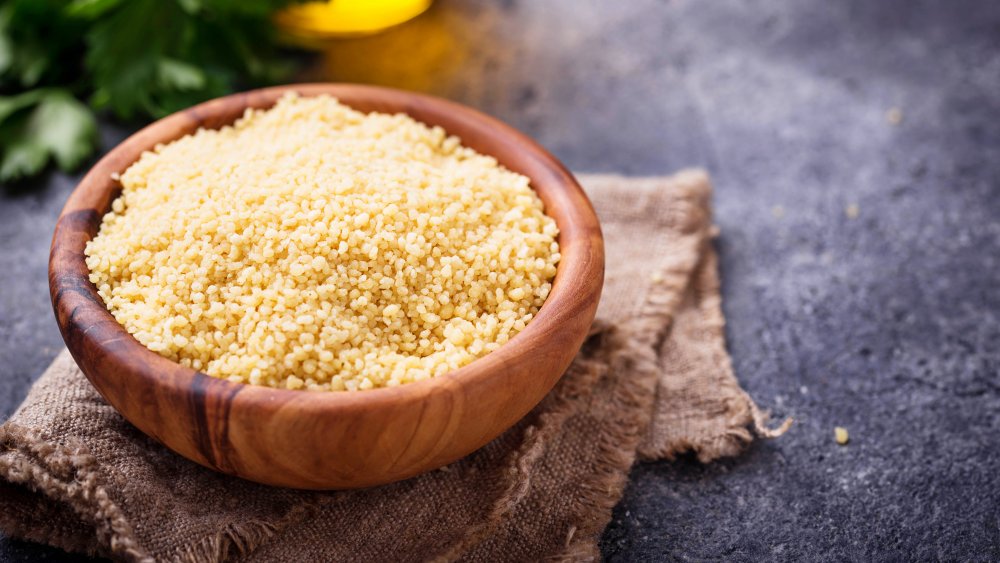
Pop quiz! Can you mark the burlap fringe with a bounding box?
[0,424,152,562]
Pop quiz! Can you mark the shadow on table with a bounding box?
[0,536,107,563]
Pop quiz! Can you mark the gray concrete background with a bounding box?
[2,0,999,560]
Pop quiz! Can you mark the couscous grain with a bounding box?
[85,93,560,391]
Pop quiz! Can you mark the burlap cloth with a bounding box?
[0,170,789,562]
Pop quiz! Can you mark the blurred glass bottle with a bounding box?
[276,0,433,42]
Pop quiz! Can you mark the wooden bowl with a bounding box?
[49,84,604,489]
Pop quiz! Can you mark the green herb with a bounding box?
[0,88,96,180]
[0,0,305,182]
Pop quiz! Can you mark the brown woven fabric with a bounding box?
[0,171,787,562]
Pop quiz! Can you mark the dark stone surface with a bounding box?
[2,0,999,560]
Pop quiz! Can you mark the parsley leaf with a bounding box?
[0,88,98,181]
[0,1,88,89]
[0,0,305,182]
[83,0,302,119]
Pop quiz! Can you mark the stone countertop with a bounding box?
[2,0,998,560]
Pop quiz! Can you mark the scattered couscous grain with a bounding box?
[85,93,560,391]
[845,203,860,219]
[834,426,849,445]
[885,107,903,126]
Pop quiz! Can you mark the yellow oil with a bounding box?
[276,0,433,41]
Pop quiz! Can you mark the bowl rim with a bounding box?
[50,83,604,417]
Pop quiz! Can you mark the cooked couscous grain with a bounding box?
[85,93,560,391]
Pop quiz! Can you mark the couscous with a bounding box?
[85,93,560,391]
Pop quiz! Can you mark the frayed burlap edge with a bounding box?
[0,424,149,562]
[636,246,792,465]
[169,501,327,563]
[0,422,333,563]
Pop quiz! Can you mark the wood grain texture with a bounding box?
[49,84,604,489]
